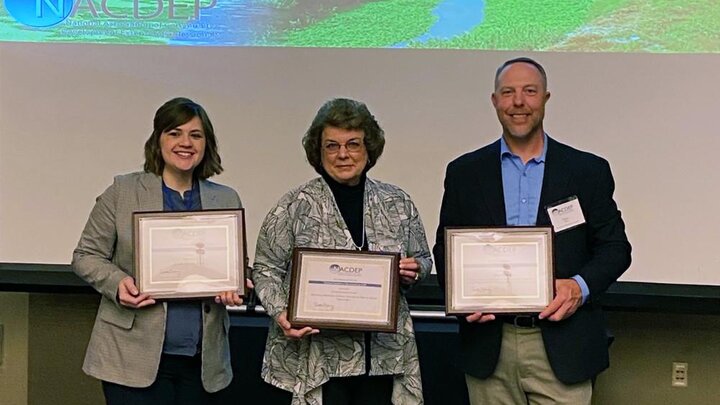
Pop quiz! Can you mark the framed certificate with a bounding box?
[133,209,246,299]
[288,248,400,333]
[445,227,554,315]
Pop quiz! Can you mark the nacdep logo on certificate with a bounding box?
[329,264,363,274]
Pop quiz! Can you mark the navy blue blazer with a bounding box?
[433,136,631,384]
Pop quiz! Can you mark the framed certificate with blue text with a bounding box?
[445,227,555,315]
[133,209,246,299]
[288,248,400,333]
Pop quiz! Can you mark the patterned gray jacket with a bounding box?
[252,177,432,405]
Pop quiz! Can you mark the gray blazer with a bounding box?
[72,171,241,391]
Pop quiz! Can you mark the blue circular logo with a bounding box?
[5,0,72,28]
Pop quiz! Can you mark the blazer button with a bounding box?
[204,304,211,313]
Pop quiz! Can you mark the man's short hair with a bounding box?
[494,57,548,90]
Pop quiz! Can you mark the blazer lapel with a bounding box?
[479,140,507,226]
[199,180,220,209]
[137,173,163,211]
[537,137,572,226]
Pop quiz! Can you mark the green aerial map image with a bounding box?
[1,0,719,52]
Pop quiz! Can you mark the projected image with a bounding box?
[1,0,718,52]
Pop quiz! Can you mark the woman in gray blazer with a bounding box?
[73,97,242,404]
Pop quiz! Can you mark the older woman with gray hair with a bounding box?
[252,98,431,404]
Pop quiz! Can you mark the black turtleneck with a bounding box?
[320,169,374,374]
[321,170,367,250]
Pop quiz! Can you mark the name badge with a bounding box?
[546,196,585,232]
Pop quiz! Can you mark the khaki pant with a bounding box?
[465,323,591,405]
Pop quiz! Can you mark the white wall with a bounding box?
[1,43,719,285]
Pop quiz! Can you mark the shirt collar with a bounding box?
[161,178,199,197]
[500,133,548,164]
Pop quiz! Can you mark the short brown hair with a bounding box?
[143,97,223,180]
[495,57,548,91]
[302,98,385,174]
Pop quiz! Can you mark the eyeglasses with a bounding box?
[323,139,364,154]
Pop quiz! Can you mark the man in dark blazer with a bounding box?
[433,57,631,404]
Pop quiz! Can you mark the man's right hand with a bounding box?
[276,311,319,339]
[465,312,496,323]
[118,276,156,308]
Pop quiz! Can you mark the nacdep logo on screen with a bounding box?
[5,0,72,27]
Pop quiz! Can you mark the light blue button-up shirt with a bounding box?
[500,134,589,303]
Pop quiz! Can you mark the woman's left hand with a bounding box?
[399,257,422,284]
[215,291,243,306]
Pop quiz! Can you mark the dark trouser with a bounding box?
[102,354,214,405]
[322,374,394,405]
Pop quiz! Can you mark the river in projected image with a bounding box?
[1,0,719,52]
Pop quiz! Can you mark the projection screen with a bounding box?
[2,1,719,287]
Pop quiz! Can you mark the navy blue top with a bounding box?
[161,180,203,357]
